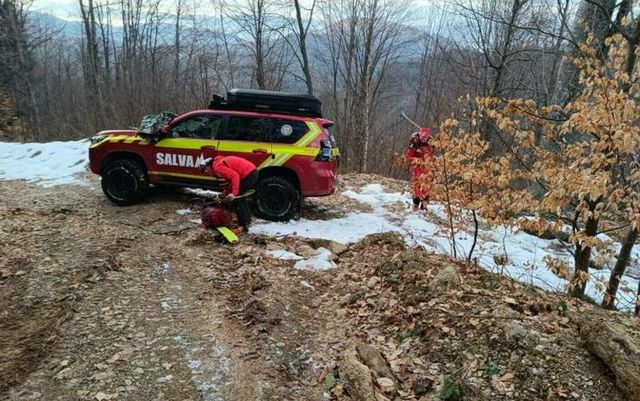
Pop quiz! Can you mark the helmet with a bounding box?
[418,128,430,144]
[201,205,233,228]
[410,127,431,145]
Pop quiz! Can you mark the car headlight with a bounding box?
[90,133,108,144]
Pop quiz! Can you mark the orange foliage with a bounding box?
[417,34,640,296]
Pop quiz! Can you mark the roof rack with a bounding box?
[208,88,322,118]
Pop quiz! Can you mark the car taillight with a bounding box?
[315,139,333,161]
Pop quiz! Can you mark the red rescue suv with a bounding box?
[88,89,339,221]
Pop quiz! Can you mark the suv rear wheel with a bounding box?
[101,159,149,206]
[255,176,300,221]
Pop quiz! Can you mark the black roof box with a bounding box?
[208,88,322,118]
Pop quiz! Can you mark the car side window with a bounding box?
[269,119,309,144]
[218,116,273,142]
[170,115,222,139]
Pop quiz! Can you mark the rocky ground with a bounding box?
[1,174,638,401]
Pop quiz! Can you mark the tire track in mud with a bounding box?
[0,181,251,401]
[153,258,231,401]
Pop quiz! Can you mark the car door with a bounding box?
[150,113,223,184]
[215,114,274,168]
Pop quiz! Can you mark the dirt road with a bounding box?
[0,178,345,401]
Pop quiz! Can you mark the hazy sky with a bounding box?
[33,0,446,22]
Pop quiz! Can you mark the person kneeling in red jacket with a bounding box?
[200,155,258,233]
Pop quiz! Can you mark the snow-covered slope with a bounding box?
[0,140,88,186]
[254,184,640,311]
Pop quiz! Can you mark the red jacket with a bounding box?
[405,143,434,198]
[213,156,257,196]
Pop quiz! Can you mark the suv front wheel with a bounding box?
[255,176,300,221]
[101,159,149,206]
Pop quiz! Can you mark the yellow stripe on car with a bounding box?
[154,138,216,150]
[259,122,322,168]
[217,141,272,153]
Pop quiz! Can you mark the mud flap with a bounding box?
[215,227,239,243]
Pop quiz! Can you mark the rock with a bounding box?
[359,232,406,248]
[580,316,640,401]
[340,352,377,401]
[367,276,379,289]
[235,245,254,258]
[412,379,434,397]
[503,321,528,342]
[266,242,282,251]
[355,342,398,393]
[374,393,391,401]
[427,265,460,292]
[376,377,396,394]
[339,293,360,307]
[155,375,173,383]
[307,238,349,255]
[297,244,319,258]
[492,305,521,319]
[376,249,428,276]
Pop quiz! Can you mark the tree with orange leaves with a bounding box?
[420,32,640,307]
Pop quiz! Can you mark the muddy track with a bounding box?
[0,179,338,401]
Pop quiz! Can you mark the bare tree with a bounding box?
[320,0,410,172]
[273,0,316,94]
[0,0,46,136]
[229,0,286,90]
[552,0,616,106]
[174,0,184,89]
[78,0,104,127]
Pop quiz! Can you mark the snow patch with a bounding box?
[0,140,89,186]
[342,183,411,212]
[294,247,336,271]
[266,250,303,260]
[252,212,401,244]
[266,247,336,271]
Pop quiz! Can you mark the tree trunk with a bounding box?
[294,0,313,95]
[570,214,598,298]
[174,0,182,88]
[553,0,615,106]
[636,280,640,315]
[603,227,638,309]
[580,316,640,401]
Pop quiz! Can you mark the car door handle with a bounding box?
[252,149,268,154]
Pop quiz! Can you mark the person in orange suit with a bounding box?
[405,127,434,211]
